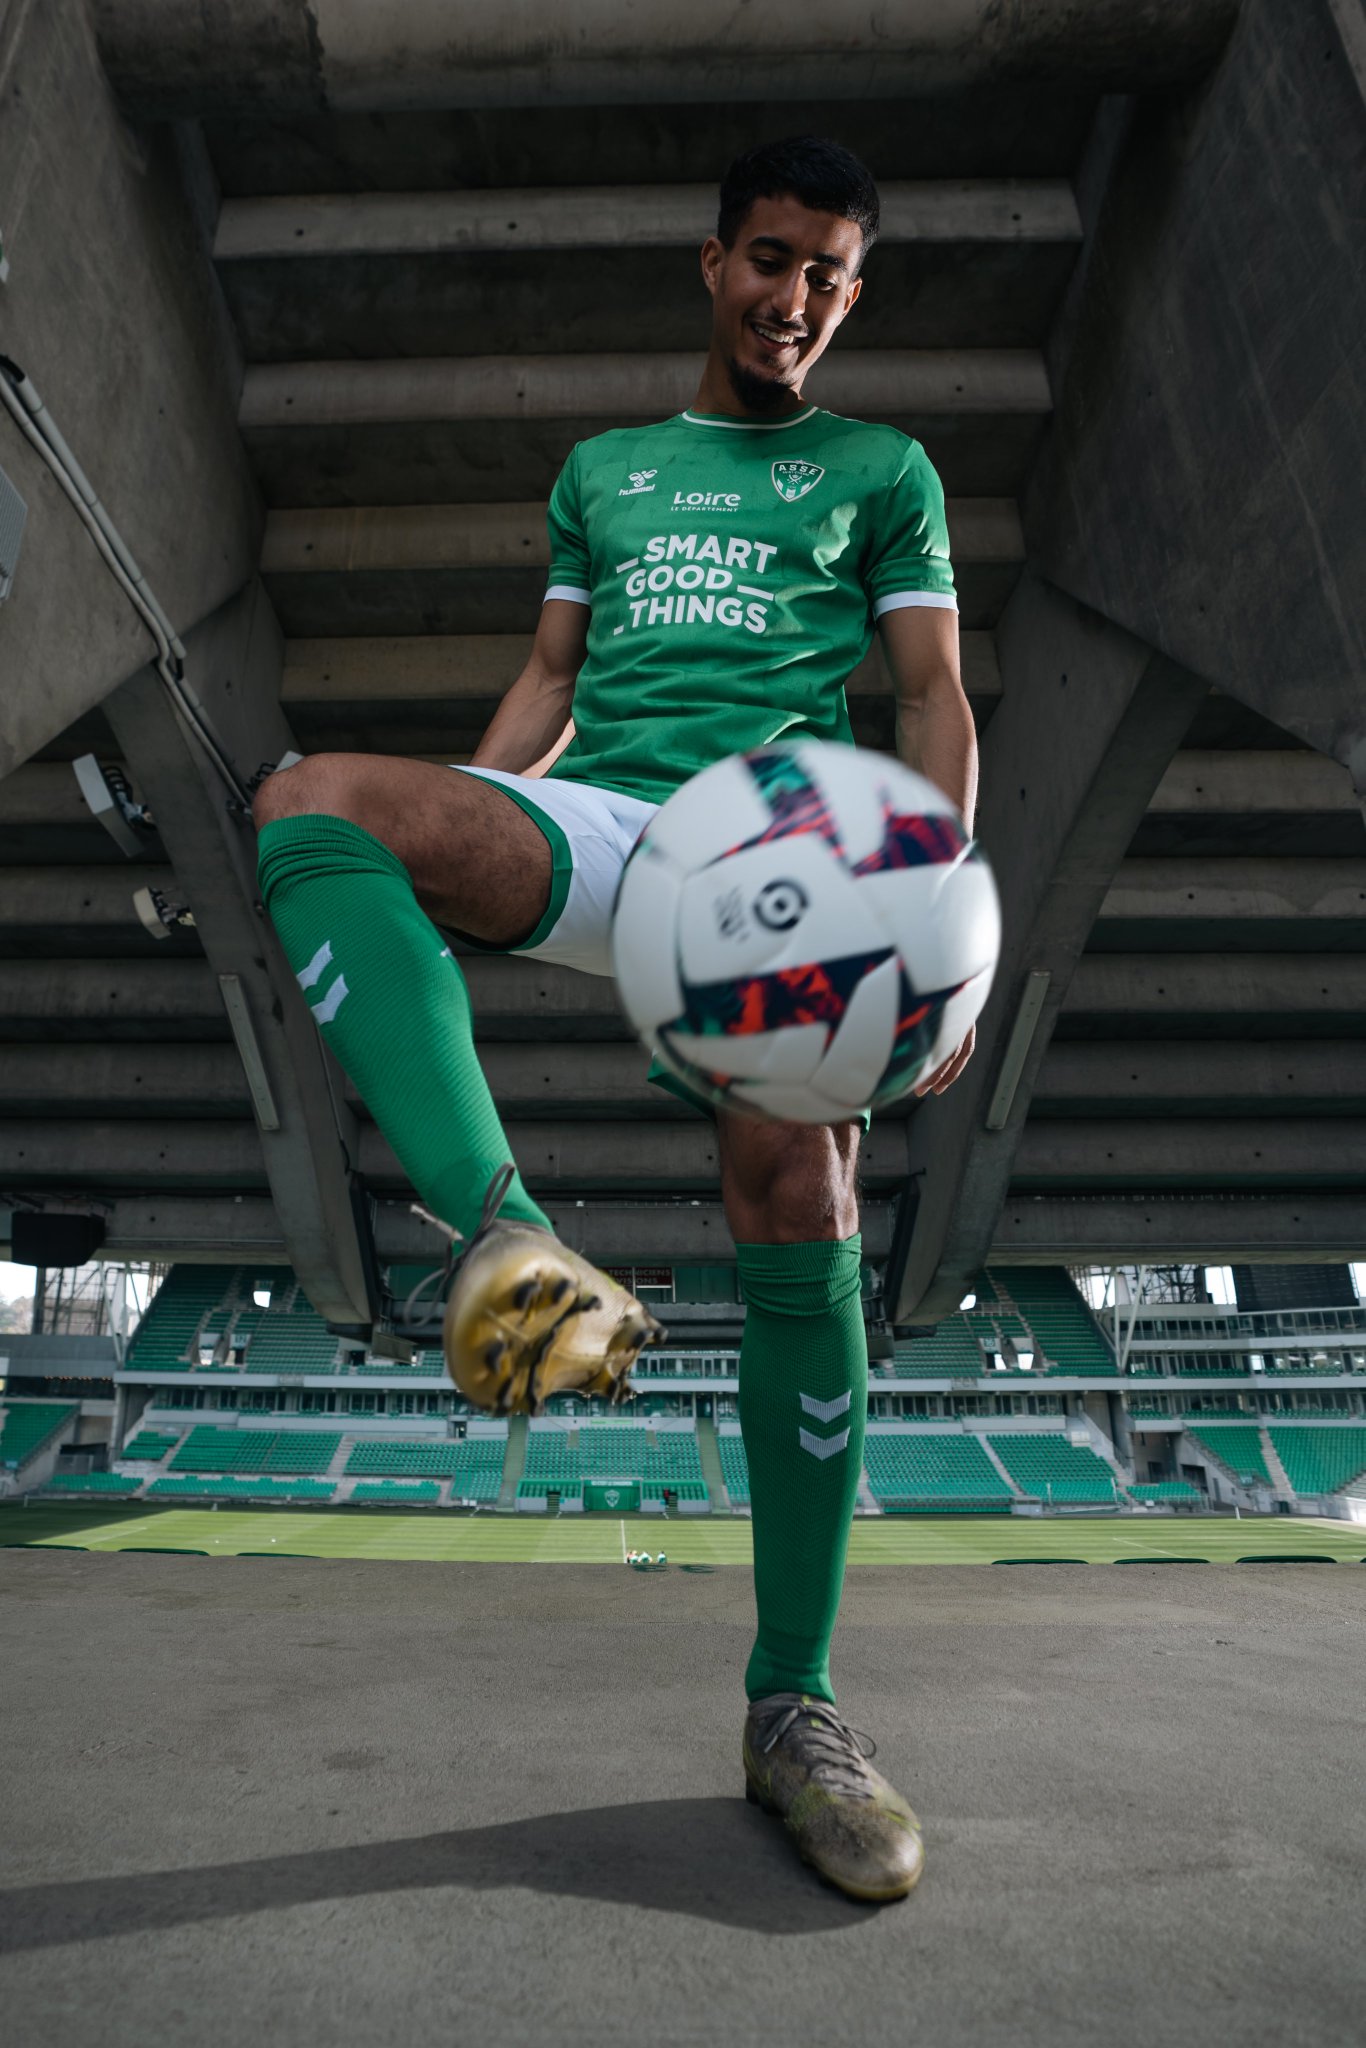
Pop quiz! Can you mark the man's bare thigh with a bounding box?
[253,752,552,945]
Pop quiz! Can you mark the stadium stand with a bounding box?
[146,1476,337,1500]
[891,1321,989,1377]
[863,1432,1014,1511]
[0,1401,77,1472]
[239,1311,341,1375]
[349,1480,442,1504]
[121,1431,180,1461]
[987,1434,1118,1502]
[989,1269,1118,1375]
[1267,1427,1366,1498]
[518,1421,708,1501]
[123,1266,227,1371]
[718,1432,751,1504]
[1186,1424,1272,1486]
[43,1473,143,1496]
[343,1439,505,1497]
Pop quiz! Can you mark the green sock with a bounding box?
[737,1236,867,1705]
[257,813,549,1242]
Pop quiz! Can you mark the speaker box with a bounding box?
[11,1212,107,1267]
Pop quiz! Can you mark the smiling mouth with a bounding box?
[750,320,805,353]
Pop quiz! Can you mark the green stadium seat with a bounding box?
[988,1269,1119,1375]
[0,1402,77,1472]
[718,1432,751,1503]
[1268,1426,1366,1498]
[120,1432,181,1462]
[987,1433,1118,1503]
[349,1480,442,1504]
[863,1432,1014,1511]
[43,1473,143,1496]
[1186,1425,1272,1486]
[1127,1481,1203,1503]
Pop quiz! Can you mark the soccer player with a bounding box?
[254,136,978,1903]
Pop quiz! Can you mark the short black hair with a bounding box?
[716,136,880,270]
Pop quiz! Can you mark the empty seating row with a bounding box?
[987,1434,1117,1501]
[344,1439,505,1490]
[1186,1424,1272,1485]
[121,1431,181,1461]
[169,1428,340,1474]
[43,1472,142,1496]
[0,1402,76,1471]
[1126,1481,1203,1503]
[1268,1426,1366,1497]
[989,1268,1118,1375]
[349,1480,442,1504]
[147,1476,337,1499]
[863,1433,1013,1510]
[718,1433,751,1504]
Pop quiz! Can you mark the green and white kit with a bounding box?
[456,404,957,973]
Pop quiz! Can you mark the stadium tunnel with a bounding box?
[0,0,1363,1483]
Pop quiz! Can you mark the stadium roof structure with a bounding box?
[0,0,1362,1328]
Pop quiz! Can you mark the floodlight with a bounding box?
[959,1291,977,1311]
[133,885,196,940]
[73,754,154,857]
[253,1287,272,1309]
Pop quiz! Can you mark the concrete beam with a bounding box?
[0,1118,909,1198]
[1148,753,1361,815]
[262,497,1022,575]
[9,1194,891,1265]
[0,960,227,1039]
[1097,859,1366,941]
[260,497,1024,637]
[1034,1041,1366,1116]
[281,632,1003,708]
[1011,1119,1366,1186]
[1063,954,1366,1026]
[989,1193,1366,1264]
[102,584,374,1327]
[1025,0,1366,796]
[358,1121,910,1194]
[217,182,1082,261]
[95,1,1237,115]
[890,575,1210,1323]
[0,1039,935,1124]
[0,866,199,958]
[0,0,260,777]
[241,351,1050,433]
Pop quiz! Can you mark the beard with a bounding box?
[725,353,800,415]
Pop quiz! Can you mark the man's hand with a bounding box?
[912,1021,975,1098]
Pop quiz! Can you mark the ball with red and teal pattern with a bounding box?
[610,742,1001,1122]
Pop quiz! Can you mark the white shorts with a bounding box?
[450,766,658,979]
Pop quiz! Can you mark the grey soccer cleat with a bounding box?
[743,1692,925,1903]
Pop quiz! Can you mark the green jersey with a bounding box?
[543,405,956,806]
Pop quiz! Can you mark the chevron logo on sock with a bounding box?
[295,939,350,1026]
[309,973,349,1026]
[799,1425,850,1461]
[798,1390,852,1461]
[296,939,334,991]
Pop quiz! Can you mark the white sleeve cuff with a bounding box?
[872,590,958,618]
[544,584,592,607]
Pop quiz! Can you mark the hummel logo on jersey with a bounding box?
[619,469,658,496]
[772,459,824,502]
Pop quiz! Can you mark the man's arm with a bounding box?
[468,599,588,777]
[878,605,977,832]
[878,604,980,1095]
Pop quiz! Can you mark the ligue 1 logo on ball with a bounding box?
[772,459,824,502]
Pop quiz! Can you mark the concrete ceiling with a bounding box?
[1,29,1363,1316]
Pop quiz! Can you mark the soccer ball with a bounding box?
[610,742,1000,1123]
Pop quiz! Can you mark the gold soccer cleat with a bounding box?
[439,1167,665,1416]
[743,1693,925,1903]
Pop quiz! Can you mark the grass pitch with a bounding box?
[1,1503,1362,1565]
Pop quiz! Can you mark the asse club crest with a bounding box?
[771,459,825,503]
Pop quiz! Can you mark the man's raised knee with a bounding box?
[252,753,353,831]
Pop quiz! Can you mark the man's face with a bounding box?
[701,192,865,410]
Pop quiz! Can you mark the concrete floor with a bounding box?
[2,1555,1364,2048]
